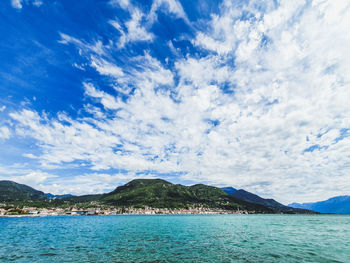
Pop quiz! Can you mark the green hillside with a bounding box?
[101,179,274,212]
[223,188,314,213]
[0,180,46,201]
[0,179,315,214]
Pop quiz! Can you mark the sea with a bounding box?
[0,214,349,262]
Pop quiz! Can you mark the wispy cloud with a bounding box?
[58,33,106,56]
[110,9,154,47]
[149,0,189,24]
[109,0,188,48]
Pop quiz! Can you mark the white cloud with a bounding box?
[0,106,6,112]
[23,153,37,159]
[125,9,154,42]
[16,171,54,185]
[58,33,105,56]
[109,0,130,10]
[110,9,154,47]
[0,171,57,190]
[0,126,10,140]
[34,171,156,195]
[11,0,22,9]
[149,0,189,23]
[33,0,43,7]
[109,0,188,48]
[83,82,120,110]
[10,0,44,9]
[90,56,124,78]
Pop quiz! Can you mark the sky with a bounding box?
[0,0,350,204]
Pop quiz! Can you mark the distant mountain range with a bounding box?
[0,179,316,214]
[0,180,75,201]
[220,187,237,195]
[221,188,309,213]
[289,196,350,214]
[45,193,75,200]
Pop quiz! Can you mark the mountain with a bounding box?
[61,194,102,203]
[220,187,237,195]
[0,180,46,201]
[102,179,274,213]
[0,179,315,214]
[222,188,312,213]
[289,196,350,214]
[45,193,75,200]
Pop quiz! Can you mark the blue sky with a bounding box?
[1,0,350,204]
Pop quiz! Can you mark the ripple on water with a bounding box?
[0,215,349,262]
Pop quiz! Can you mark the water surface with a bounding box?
[0,215,349,262]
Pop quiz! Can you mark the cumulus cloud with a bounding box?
[0,170,57,190]
[37,172,156,195]
[0,126,10,140]
[11,0,22,9]
[7,0,350,203]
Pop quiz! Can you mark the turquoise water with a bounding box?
[0,215,349,262]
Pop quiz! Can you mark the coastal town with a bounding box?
[0,203,249,217]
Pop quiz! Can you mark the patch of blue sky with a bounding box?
[303,144,328,153]
[334,128,349,144]
[316,128,331,139]
[142,153,159,162]
[160,116,172,123]
[323,63,338,75]
[0,3,102,117]
[219,81,236,95]
[112,144,125,153]
[285,0,310,28]
[260,34,273,49]
[206,119,220,127]
[252,0,278,13]
[265,99,279,106]
[0,137,41,166]
[180,0,222,22]
[48,161,96,174]
[163,144,177,159]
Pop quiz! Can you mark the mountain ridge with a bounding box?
[289,196,350,214]
[0,180,46,201]
[101,179,274,213]
[222,188,312,213]
[0,179,317,214]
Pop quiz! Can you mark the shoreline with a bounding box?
[0,206,253,217]
[0,210,251,217]
[1,213,340,218]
